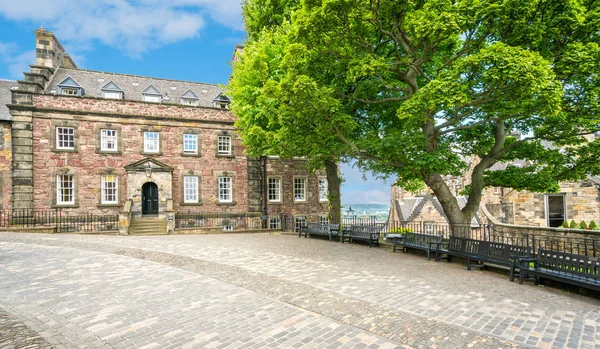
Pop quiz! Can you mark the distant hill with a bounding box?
[341,203,390,221]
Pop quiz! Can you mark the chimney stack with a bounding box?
[34,27,76,70]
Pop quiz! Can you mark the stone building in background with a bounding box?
[389,147,600,228]
[3,28,328,232]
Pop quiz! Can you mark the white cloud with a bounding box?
[0,0,244,56]
[342,190,390,205]
[0,41,35,79]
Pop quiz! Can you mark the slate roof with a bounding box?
[46,68,225,108]
[57,76,82,88]
[395,194,480,226]
[0,79,17,121]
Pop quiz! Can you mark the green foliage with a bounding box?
[560,221,569,228]
[589,220,597,230]
[570,220,578,229]
[233,0,600,225]
[389,227,413,235]
[579,221,588,230]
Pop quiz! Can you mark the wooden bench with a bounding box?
[341,225,380,247]
[447,237,531,281]
[401,232,444,260]
[517,247,600,292]
[299,222,339,241]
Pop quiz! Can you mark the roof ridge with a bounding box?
[55,67,224,87]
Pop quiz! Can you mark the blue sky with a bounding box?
[0,1,392,205]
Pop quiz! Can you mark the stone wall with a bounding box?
[0,121,12,211]
[263,158,329,218]
[31,113,249,215]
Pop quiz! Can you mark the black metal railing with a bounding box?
[0,209,119,233]
[175,211,271,230]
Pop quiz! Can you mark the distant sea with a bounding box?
[341,203,390,222]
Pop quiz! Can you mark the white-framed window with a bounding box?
[218,176,232,202]
[144,132,159,153]
[181,98,198,106]
[61,88,79,96]
[217,135,231,155]
[493,187,500,194]
[143,95,161,103]
[320,216,328,224]
[184,176,199,203]
[57,174,74,205]
[56,127,75,149]
[101,175,118,204]
[103,91,122,99]
[294,177,306,202]
[268,177,281,202]
[100,129,117,151]
[183,134,198,153]
[318,178,328,202]
[295,216,306,232]
[269,217,281,229]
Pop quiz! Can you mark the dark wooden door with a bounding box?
[142,182,159,215]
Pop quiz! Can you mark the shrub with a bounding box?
[389,227,413,235]
[569,220,577,228]
[589,221,597,230]
[560,221,569,228]
[579,221,588,229]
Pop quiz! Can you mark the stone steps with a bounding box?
[130,218,167,235]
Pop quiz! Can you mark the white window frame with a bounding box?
[61,88,79,96]
[56,127,75,150]
[269,217,281,229]
[144,132,160,153]
[101,175,118,204]
[268,177,281,202]
[293,177,306,202]
[183,134,198,154]
[100,129,117,152]
[143,94,161,103]
[295,216,306,232]
[493,187,500,194]
[217,135,232,155]
[56,174,74,205]
[218,176,232,203]
[103,91,122,99]
[320,216,328,224]
[318,177,328,202]
[184,176,199,203]
[181,98,198,106]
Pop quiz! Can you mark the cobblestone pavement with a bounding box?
[1,233,599,349]
[0,307,54,349]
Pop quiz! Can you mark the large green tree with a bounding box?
[232,0,600,228]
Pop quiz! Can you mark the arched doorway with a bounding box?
[142,182,159,216]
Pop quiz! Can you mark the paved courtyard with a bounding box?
[0,232,598,349]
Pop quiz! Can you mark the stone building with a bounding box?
[3,28,328,232]
[389,155,600,228]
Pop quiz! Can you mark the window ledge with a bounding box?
[52,148,78,153]
[180,202,203,206]
[97,150,122,155]
[268,201,283,205]
[141,152,163,156]
[293,200,307,204]
[216,154,234,158]
[51,204,80,208]
[216,201,236,206]
[181,153,201,157]
[97,203,121,208]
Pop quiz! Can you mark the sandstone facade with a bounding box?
[5,28,328,221]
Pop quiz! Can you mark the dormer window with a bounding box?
[180,89,199,106]
[142,84,162,103]
[212,92,230,109]
[101,81,124,100]
[57,76,84,96]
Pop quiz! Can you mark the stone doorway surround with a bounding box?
[124,157,173,218]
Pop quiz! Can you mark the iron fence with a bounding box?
[175,211,276,230]
[0,209,119,233]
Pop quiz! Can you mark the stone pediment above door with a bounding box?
[124,157,174,173]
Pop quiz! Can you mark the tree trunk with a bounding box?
[325,159,342,225]
[423,173,471,237]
